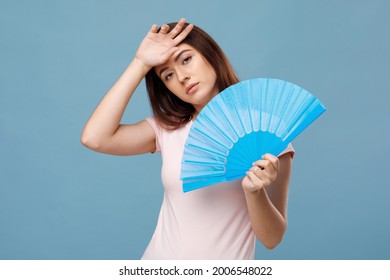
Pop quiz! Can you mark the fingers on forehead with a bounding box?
[173,24,193,43]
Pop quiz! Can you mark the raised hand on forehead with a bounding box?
[135,18,193,69]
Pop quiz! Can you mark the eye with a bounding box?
[165,72,174,81]
[182,56,192,64]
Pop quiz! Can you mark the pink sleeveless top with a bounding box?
[142,117,294,260]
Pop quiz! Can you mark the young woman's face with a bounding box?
[155,43,219,114]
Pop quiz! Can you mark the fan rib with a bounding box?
[233,88,246,135]
[283,100,326,143]
[274,81,293,136]
[213,98,241,140]
[182,172,225,181]
[245,81,254,131]
[277,87,303,138]
[186,143,226,158]
[182,160,225,167]
[265,79,278,132]
[201,114,234,146]
[192,127,228,152]
[281,94,316,141]
[259,79,265,131]
[183,175,226,192]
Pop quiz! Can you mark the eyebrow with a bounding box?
[158,49,191,77]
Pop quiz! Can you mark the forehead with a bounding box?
[154,43,196,73]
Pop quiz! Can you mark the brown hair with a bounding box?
[145,22,239,129]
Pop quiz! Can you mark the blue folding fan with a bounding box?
[180,78,326,192]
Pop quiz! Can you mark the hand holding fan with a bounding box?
[180,78,326,192]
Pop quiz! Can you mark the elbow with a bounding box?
[263,238,282,250]
[80,132,102,151]
[260,234,285,250]
[257,224,287,250]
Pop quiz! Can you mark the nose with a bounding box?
[177,69,190,83]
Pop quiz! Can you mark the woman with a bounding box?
[81,18,294,259]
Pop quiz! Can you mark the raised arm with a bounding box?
[80,18,193,155]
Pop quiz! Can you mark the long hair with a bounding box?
[145,22,239,129]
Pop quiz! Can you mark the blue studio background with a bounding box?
[1,0,389,259]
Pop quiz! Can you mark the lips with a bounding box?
[186,83,199,94]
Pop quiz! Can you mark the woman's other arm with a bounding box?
[242,153,293,249]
